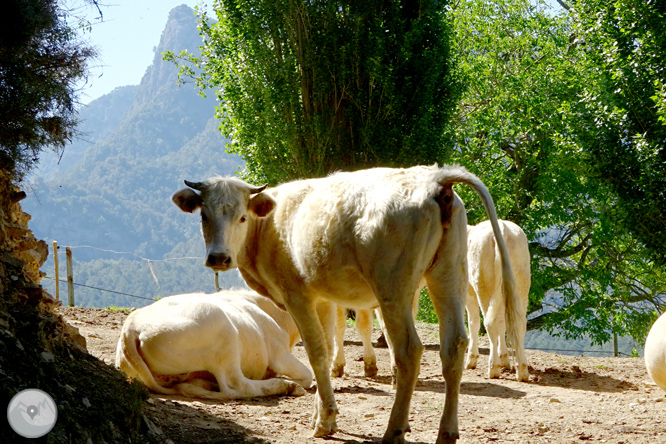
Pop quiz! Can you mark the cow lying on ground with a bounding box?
[115,291,313,399]
[465,220,530,382]
[172,164,519,443]
[645,311,666,392]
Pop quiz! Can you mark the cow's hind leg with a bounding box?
[200,336,306,400]
[375,287,424,444]
[269,348,314,389]
[464,286,480,370]
[485,302,506,379]
[426,269,469,444]
[513,308,530,382]
[498,326,511,370]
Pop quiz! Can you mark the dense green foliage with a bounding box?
[169,0,461,184]
[0,0,94,180]
[567,0,666,264]
[444,0,665,345]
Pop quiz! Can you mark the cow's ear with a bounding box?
[172,188,203,213]
[248,192,276,218]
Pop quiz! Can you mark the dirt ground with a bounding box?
[56,306,666,444]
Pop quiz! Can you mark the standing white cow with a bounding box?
[465,220,530,382]
[172,164,520,443]
[645,311,666,392]
[115,291,313,399]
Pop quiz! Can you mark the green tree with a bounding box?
[446,0,665,345]
[167,0,461,184]
[0,0,95,180]
[564,0,666,264]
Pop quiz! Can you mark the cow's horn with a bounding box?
[249,184,268,194]
[184,180,204,191]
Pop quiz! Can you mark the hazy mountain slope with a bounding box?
[23,5,245,307]
[33,85,137,180]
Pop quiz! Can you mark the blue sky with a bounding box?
[76,0,563,106]
[77,1,208,105]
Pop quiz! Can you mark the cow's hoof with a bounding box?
[331,365,344,378]
[465,354,478,369]
[488,366,501,379]
[381,428,407,444]
[289,385,307,397]
[517,364,529,382]
[435,430,460,444]
[312,421,337,437]
[364,362,378,378]
[499,354,510,369]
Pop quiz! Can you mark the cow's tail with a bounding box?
[483,225,505,334]
[436,165,521,350]
[117,329,178,395]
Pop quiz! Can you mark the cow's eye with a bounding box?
[240,216,247,223]
[201,213,208,223]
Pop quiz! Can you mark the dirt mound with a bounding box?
[59,306,666,444]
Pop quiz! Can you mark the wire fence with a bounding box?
[42,276,156,302]
[43,243,637,358]
[41,277,630,357]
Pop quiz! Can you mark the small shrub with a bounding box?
[417,288,438,324]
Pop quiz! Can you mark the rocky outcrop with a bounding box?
[0,169,160,443]
[0,169,85,349]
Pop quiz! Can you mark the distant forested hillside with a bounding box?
[24,5,245,308]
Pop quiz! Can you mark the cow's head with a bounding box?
[172,177,276,271]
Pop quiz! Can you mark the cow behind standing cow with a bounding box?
[645,311,666,392]
[172,164,520,443]
[115,290,313,399]
[465,219,530,382]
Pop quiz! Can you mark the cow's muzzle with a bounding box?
[205,252,233,271]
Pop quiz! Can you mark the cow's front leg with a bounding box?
[288,299,338,437]
[356,309,378,377]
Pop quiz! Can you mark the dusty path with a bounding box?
[57,306,666,444]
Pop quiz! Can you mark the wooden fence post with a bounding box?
[53,240,59,302]
[66,247,74,307]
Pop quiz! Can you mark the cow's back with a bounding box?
[261,166,450,309]
[467,220,530,318]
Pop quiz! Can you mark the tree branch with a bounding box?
[530,233,592,259]
[527,312,554,331]
[556,0,571,11]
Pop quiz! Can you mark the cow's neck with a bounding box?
[237,218,287,310]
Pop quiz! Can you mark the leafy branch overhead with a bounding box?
[0,0,96,180]
[166,0,461,184]
[447,0,666,344]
